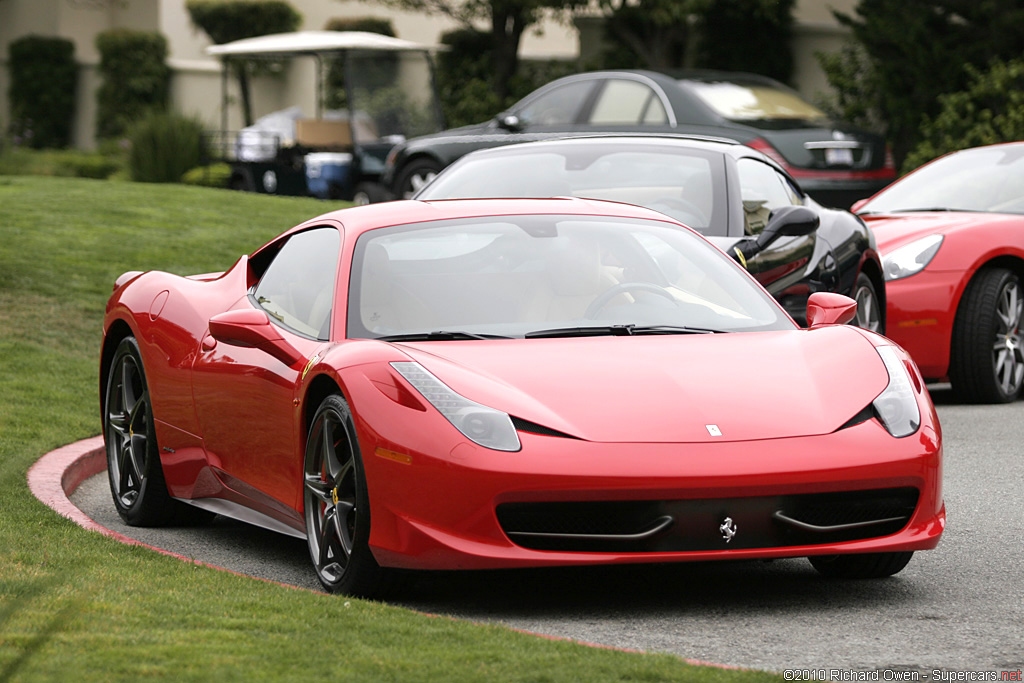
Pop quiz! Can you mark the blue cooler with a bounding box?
[305,153,353,199]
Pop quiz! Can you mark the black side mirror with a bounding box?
[732,205,820,266]
[495,112,522,132]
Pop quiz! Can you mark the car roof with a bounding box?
[540,68,790,91]
[438,133,782,171]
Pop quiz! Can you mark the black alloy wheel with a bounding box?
[104,336,175,526]
[303,394,386,596]
[950,267,1024,403]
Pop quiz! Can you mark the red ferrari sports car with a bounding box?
[101,197,943,596]
[854,142,1024,403]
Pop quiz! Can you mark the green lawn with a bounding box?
[0,176,782,682]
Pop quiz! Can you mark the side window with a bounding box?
[589,80,668,125]
[252,227,340,340]
[736,159,804,235]
[518,81,594,126]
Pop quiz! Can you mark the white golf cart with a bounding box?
[206,30,444,204]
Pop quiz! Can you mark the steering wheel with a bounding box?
[584,282,677,319]
[646,197,709,227]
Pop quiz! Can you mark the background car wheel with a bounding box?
[104,336,176,526]
[352,181,390,205]
[395,158,442,199]
[851,273,882,333]
[950,267,1024,403]
[809,551,913,579]
[303,394,387,596]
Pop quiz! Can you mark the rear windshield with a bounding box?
[687,81,828,123]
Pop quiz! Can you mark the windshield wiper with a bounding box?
[525,324,720,339]
[377,330,512,342]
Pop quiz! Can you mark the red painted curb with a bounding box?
[28,437,740,671]
[27,436,107,534]
[26,436,307,590]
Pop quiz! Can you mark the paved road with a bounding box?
[71,385,1024,674]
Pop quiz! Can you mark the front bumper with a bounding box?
[354,388,943,571]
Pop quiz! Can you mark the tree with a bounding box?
[364,0,580,101]
[821,0,1024,168]
[694,0,795,83]
[903,58,1024,172]
[186,0,302,126]
[595,0,705,70]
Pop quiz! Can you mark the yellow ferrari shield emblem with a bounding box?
[331,487,339,505]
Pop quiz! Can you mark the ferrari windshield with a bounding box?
[348,214,791,339]
[415,142,728,235]
[859,144,1024,215]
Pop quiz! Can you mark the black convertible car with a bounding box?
[414,135,885,330]
[384,69,895,209]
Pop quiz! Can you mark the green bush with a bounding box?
[96,29,171,140]
[903,58,1024,173]
[185,0,301,43]
[128,112,207,183]
[7,35,77,149]
[324,16,395,36]
[0,146,122,179]
[181,162,232,188]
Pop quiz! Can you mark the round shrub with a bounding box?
[128,113,207,183]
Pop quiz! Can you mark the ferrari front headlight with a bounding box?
[882,234,943,281]
[391,361,521,452]
[873,346,921,438]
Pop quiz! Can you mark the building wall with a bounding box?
[1,0,856,150]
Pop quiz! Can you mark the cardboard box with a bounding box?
[295,119,353,149]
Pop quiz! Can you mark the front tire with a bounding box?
[303,394,386,596]
[809,551,913,579]
[104,337,176,526]
[950,267,1024,403]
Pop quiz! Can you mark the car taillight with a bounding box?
[745,137,791,169]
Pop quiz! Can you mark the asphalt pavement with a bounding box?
[67,385,1024,674]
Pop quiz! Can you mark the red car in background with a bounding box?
[101,197,943,597]
[854,142,1024,404]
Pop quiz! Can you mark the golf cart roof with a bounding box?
[206,30,435,57]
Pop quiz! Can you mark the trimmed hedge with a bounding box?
[185,0,301,45]
[96,29,171,140]
[7,35,77,149]
[324,17,395,36]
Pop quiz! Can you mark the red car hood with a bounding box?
[396,327,887,444]
[864,212,1014,252]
